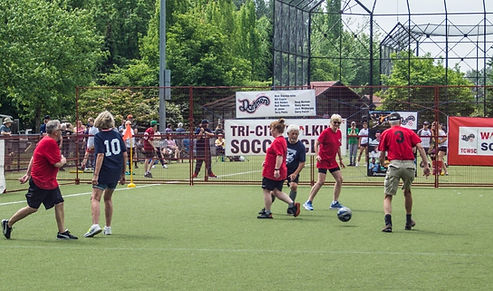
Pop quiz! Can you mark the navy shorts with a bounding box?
[286,174,299,187]
[25,179,64,210]
[318,167,340,174]
[262,177,284,191]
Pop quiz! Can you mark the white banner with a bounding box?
[398,111,418,130]
[0,139,5,194]
[458,127,493,156]
[236,90,316,118]
[224,119,347,156]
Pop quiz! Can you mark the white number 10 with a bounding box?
[103,139,121,156]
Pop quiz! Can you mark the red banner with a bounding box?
[448,117,493,166]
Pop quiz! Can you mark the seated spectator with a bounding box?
[215,135,225,159]
[162,135,180,160]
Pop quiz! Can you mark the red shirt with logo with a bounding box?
[31,136,61,190]
[317,127,342,170]
[262,136,287,181]
[378,125,421,161]
[143,127,155,151]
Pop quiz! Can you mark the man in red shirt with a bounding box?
[378,112,430,233]
[143,120,158,178]
[303,114,346,211]
[2,120,78,240]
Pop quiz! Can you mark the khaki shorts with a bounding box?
[384,160,416,195]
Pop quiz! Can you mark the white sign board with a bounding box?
[236,90,316,118]
[458,127,493,156]
[224,119,347,156]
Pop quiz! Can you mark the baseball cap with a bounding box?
[44,115,50,120]
[150,120,158,126]
[201,119,209,125]
[388,112,401,121]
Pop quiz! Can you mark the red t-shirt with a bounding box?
[31,136,61,190]
[378,126,421,161]
[143,127,155,151]
[317,127,342,169]
[262,136,287,181]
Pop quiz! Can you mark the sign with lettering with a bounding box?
[448,116,493,166]
[235,90,316,118]
[224,119,346,156]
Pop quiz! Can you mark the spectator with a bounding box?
[0,117,13,136]
[417,121,432,167]
[215,135,225,161]
[356,121,369,166]
[164,134,180,160]
[123,120,138,171]
[347,121,359,166]
[81,117,99,172]
[215,123,224,136]
[153,130,168,169]
[143,120,158,178]
[175,122,186,133]
[40,115,50,135]
[192,119,216,178]
[165,124,173,134]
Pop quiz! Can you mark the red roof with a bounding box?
[310,81,340,96]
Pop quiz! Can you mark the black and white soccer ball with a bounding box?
[337,207,352,222]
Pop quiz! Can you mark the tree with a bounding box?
[0,0,104,129]
[380,52,475,122]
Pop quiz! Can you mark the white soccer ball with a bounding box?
[337,207,352,222]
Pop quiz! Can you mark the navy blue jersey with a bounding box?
[94,129,127,185]
[285,137,306,175]
[195,127,213,147]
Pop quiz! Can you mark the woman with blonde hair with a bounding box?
[84,111,127,237]
[257,119,300,219]
[303,114,346,211]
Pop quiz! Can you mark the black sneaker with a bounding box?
[258,208,265,214]
[381,224,392,233]
[287,202,301,217]
[257,210,272,219]
[57,229,78,240]
[405,220,416,230]
[2,219,12,239]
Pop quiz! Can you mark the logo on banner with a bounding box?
[458,127,493,155]
[238,95,270,114]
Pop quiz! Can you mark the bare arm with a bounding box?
[120,151,127,184]
[274,155,283,178]
[19,156,34,184]
[416,143,431,177]
[92,153,105,185]
[338,147,345,168]
[379,150,386,166]
[53,155,66,168]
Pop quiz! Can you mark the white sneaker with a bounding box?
[84,224,102,238]
[355,162,359,167]
[103,226,112,235]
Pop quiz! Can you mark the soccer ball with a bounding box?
[337,207,352,222]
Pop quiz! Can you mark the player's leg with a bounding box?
[289,180,298,202]
[84,187,104,237]
[329,169,344,209]
[103,188,114,235]
[307,170,327,202]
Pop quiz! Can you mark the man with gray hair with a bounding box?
[2,120,78,240]
[378,112,430,233]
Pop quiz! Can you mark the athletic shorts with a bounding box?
[360,144,368,147]
[25,179,64,210]
[93,181,118,190]
[384,160,416,195]
[439,146,447,154]
[262,177,284,191]
[318,167,340,174]
[144,150,155,159]
[286,174,299,187]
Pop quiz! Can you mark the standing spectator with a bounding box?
[257,119,300,219]
[378,113,430,232]
[75,120,86,165]
[215,123,224,136]
[417,121,432,167]
[193,120,216,178]
[347,121,359,166]
[303,114,346,211]
[434,122,448,175]
[214,135,225,161]
[81,117,99,171]
[84,111,126,237]
[153,130,168,168]
[40,115,50,135]
[0,117,13,135]
[356,121,369,166]
[143,120,158,178]
[123,120,138,171]
[2,120,78,240]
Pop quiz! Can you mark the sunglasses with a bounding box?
[333,121,341,124]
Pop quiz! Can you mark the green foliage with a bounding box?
[380,52,475,120]
[0,0,104,129]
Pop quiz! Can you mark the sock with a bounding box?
[384,214,392,226]
[406,214,412,225]
[289,190,297,202]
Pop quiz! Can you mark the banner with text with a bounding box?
[224,119,346,156]
[448,117,493,166]
[236,90,316,118]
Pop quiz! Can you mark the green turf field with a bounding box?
[1,183,492,290]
